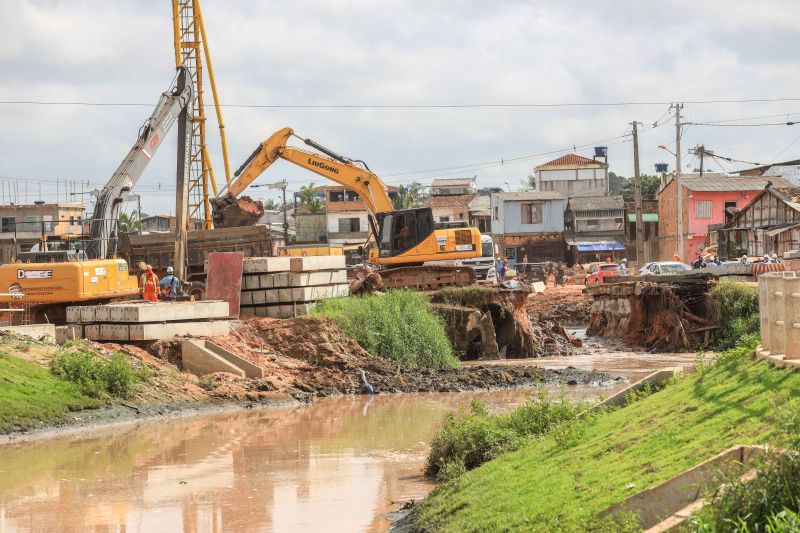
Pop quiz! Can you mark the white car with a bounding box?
[639,261,693,275]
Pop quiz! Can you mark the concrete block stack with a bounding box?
[240,255,349,318]
[64,301,232,341]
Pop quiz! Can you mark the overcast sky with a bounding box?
[1,0,799,217]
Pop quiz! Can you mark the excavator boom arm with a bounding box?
[226,127,395,214]
[88,67,193,258]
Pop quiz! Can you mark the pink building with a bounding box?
[658,174,791,261]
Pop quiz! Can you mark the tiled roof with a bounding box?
[775,186,800,202]
[424,194,476,209]
[536,154,602,168]
[680,175,791,192]
[567,195,624,211]
[493,191,564,201]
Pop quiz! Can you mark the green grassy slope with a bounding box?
[413,343,800,531]
[0,352,99,432]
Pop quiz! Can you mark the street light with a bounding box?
[658,144,676,157]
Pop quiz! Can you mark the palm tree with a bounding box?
[118,211,141,233]
[299,183,324,214]
[392,182,425,210]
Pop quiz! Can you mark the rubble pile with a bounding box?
[586,280,714,352]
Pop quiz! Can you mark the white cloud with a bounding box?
[0,0,799,213]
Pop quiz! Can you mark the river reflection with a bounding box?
[0,385,621,533]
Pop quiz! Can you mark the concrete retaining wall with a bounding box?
[756,272,800,369]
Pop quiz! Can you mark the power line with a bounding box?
[2,97,800,109]
[688,121,797,127]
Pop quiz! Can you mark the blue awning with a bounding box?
[576,242,626,252]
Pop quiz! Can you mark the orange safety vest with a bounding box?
[140,272,160,302]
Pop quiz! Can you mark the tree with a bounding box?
[520,174,536,190]
[608,171,628,195]
[118,211,141,233]
[619,174,661,202]
[392,182,425,210]
[298,183,324,214]
[263,198,284,211]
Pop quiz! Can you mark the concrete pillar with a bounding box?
[759,274,772,353]
[785,273,800,360]
[769,275,787,358]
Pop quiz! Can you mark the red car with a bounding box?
[585,263,621,285]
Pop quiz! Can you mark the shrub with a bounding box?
[312,290,459,369]
[429,285,494,308]
[425,392,585,480]
[51,343,147,399]
[709,282,760,350]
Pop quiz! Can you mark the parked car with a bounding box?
[638,261,692,275]
[585,263,621,285]
[516,262,547,283]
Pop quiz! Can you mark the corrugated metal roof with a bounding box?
[567,195,624,211]
[536,153,602,168]
[493,191,565,201]
[468,195,490,211]
[431,177,476,187]
[424,194,476,208]
[681,175,791,191]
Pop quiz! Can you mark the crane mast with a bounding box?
[171,0,231,229]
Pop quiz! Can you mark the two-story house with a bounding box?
[292,185,398,244]
[658,173,790,261]
[563,196,626,264]
[425,177,477,224]
[0,202,85,263]
[490,191,566,264]
[534,154,609,198]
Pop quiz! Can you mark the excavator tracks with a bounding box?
[378,265,477,290]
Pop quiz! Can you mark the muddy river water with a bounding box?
[0,349,695,532]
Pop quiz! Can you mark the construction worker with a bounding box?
[140,264,159,303]
[159,266,180,301]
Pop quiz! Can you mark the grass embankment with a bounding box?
[413,338,800,531]
[0,340,149,433]
[312,290,459,369]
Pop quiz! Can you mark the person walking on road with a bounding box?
[495,256,506,282]
[555,261,567,287]
[159,266,180,301]
[140,264,159,303]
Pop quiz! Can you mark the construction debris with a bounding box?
[240,255,349,318]
[348,265,384,295]
[428,286,580,359]
[586,279,715,352]
[210,194,265,227]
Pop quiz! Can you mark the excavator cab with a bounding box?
[376,207,434,258]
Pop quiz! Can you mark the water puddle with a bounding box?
[0,383,623,533]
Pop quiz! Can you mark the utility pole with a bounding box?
[631,121,644,265]
[267,180,289,244]
[698,145,704,177]
[174,67,193,281]
[671,103,684,260]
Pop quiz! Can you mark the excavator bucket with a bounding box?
[211,194,265,228]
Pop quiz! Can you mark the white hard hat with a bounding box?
[772,253,778,258]
[167,266,174,274]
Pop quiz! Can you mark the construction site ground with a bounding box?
[0,284,636,440]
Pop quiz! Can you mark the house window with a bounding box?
[338,217,360,233]
[521,202,542,224]
[586,219,599,229]
[493,207,499,220]
[724,201,737,223]
[439,216,450,223]
[25,216,37,230]
[458,213,464,220]
[695,200,712,219]
[1,217,14,232]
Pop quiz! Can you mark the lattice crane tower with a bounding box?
[171,0,232,228]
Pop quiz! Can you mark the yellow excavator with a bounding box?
[211,127,482,288]
[0,68,193,322]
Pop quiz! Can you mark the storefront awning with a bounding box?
[576,241,626,252]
